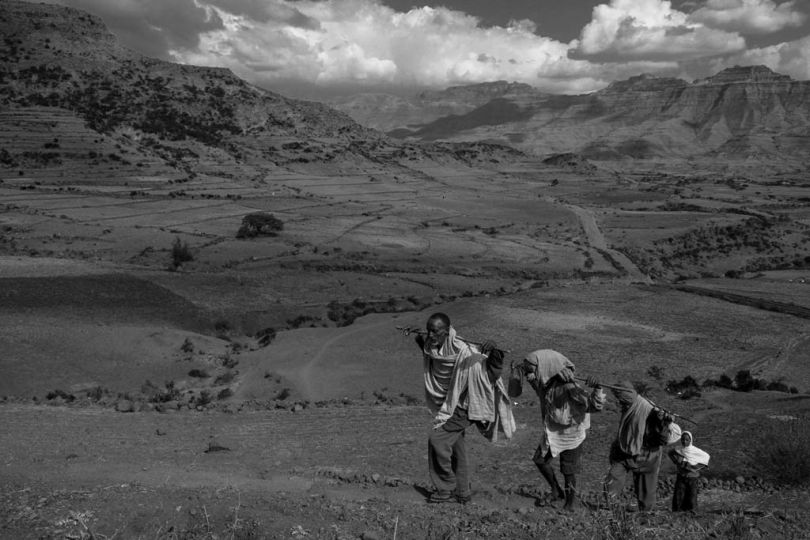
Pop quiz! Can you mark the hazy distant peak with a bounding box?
[696,65,794,85]
[600,73,688,93]
[417,80,536,102]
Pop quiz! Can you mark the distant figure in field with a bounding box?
[604,381,680,512]
[416,312,515,504]
[508,349,605,511]
[668,430,709,512]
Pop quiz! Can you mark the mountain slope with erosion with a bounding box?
[331,66,810,161]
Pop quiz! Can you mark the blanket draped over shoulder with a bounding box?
[615,382,655,456]
[433,352,516,442]
[422,326,471,413]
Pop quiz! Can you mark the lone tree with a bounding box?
[237,212,284,239]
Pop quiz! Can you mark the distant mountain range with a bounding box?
[0,0,520,176]
[330,67,810,160]
[3,0,808,165]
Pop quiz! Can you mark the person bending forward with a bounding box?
[512,349,604,511]
[604,381,680,512]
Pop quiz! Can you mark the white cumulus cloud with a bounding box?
[706,34,810,79]
[688,0,807,34]
[571,0,747,61]
[172,0,612,94]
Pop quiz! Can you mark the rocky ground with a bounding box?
[2,398,810,540]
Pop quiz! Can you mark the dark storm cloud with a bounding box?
[49,0,223,59]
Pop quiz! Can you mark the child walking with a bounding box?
[668,430,710,511]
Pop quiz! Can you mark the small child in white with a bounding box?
[668,430,710,511]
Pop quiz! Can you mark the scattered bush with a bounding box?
[188,369,210,378]
[665,376,702,399]
[214,372,235,385]
[647,365,665,380]
[180,337,194,353]
[746,416,810,486]
[193,390,212,407]
[142,380,181,403]
[220,354,238,369]
[256,327,276,347]
[217,388,233,400]
[275,388,291,401]
[46,389,75,402]
[170,237,193,268]
[236,212,283,239]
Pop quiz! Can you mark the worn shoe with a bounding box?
[455,492,472,504]
[428,491,453,504]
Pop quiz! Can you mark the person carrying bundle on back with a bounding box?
[415,312,515,504]
[508,349,605,511]
[604,381,681,512]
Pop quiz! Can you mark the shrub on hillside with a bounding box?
[256,327,276,347]
[236,212,284,239]
[170,237,193,269]
[745,416,810,486]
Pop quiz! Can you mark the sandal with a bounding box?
[428,491,453,503]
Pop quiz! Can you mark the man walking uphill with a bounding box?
[416,312,515,504]
[604,381,680,512]
[510,349,605,511]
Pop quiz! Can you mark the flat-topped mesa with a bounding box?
[695,65,794,85]
[417,80,538,103]
[600,73,688,94]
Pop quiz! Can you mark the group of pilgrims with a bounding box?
[416,312,710,512]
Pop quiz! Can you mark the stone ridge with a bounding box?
[697,65,794,85]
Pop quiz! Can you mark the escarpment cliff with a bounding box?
[332,66,810,160]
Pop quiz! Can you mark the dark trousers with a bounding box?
[605,442,662,511]
[672,474,698,511]
[428,408,472,496]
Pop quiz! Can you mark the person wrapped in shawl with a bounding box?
[417,312,515,504]
[668,431,709,511]
[604,381,681,511]
[510,349,605,511]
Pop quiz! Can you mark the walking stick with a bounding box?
[395,326,511,354]
[574,377,698,425]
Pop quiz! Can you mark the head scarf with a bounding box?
[675,430,710,466]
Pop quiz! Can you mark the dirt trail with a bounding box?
[294,319,394,399]
[545,197,650,282]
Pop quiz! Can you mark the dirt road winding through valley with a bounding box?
[546,197,650,282]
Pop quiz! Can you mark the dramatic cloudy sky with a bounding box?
[38,0,810,98]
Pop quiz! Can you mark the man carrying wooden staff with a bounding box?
[411,313,515,504]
